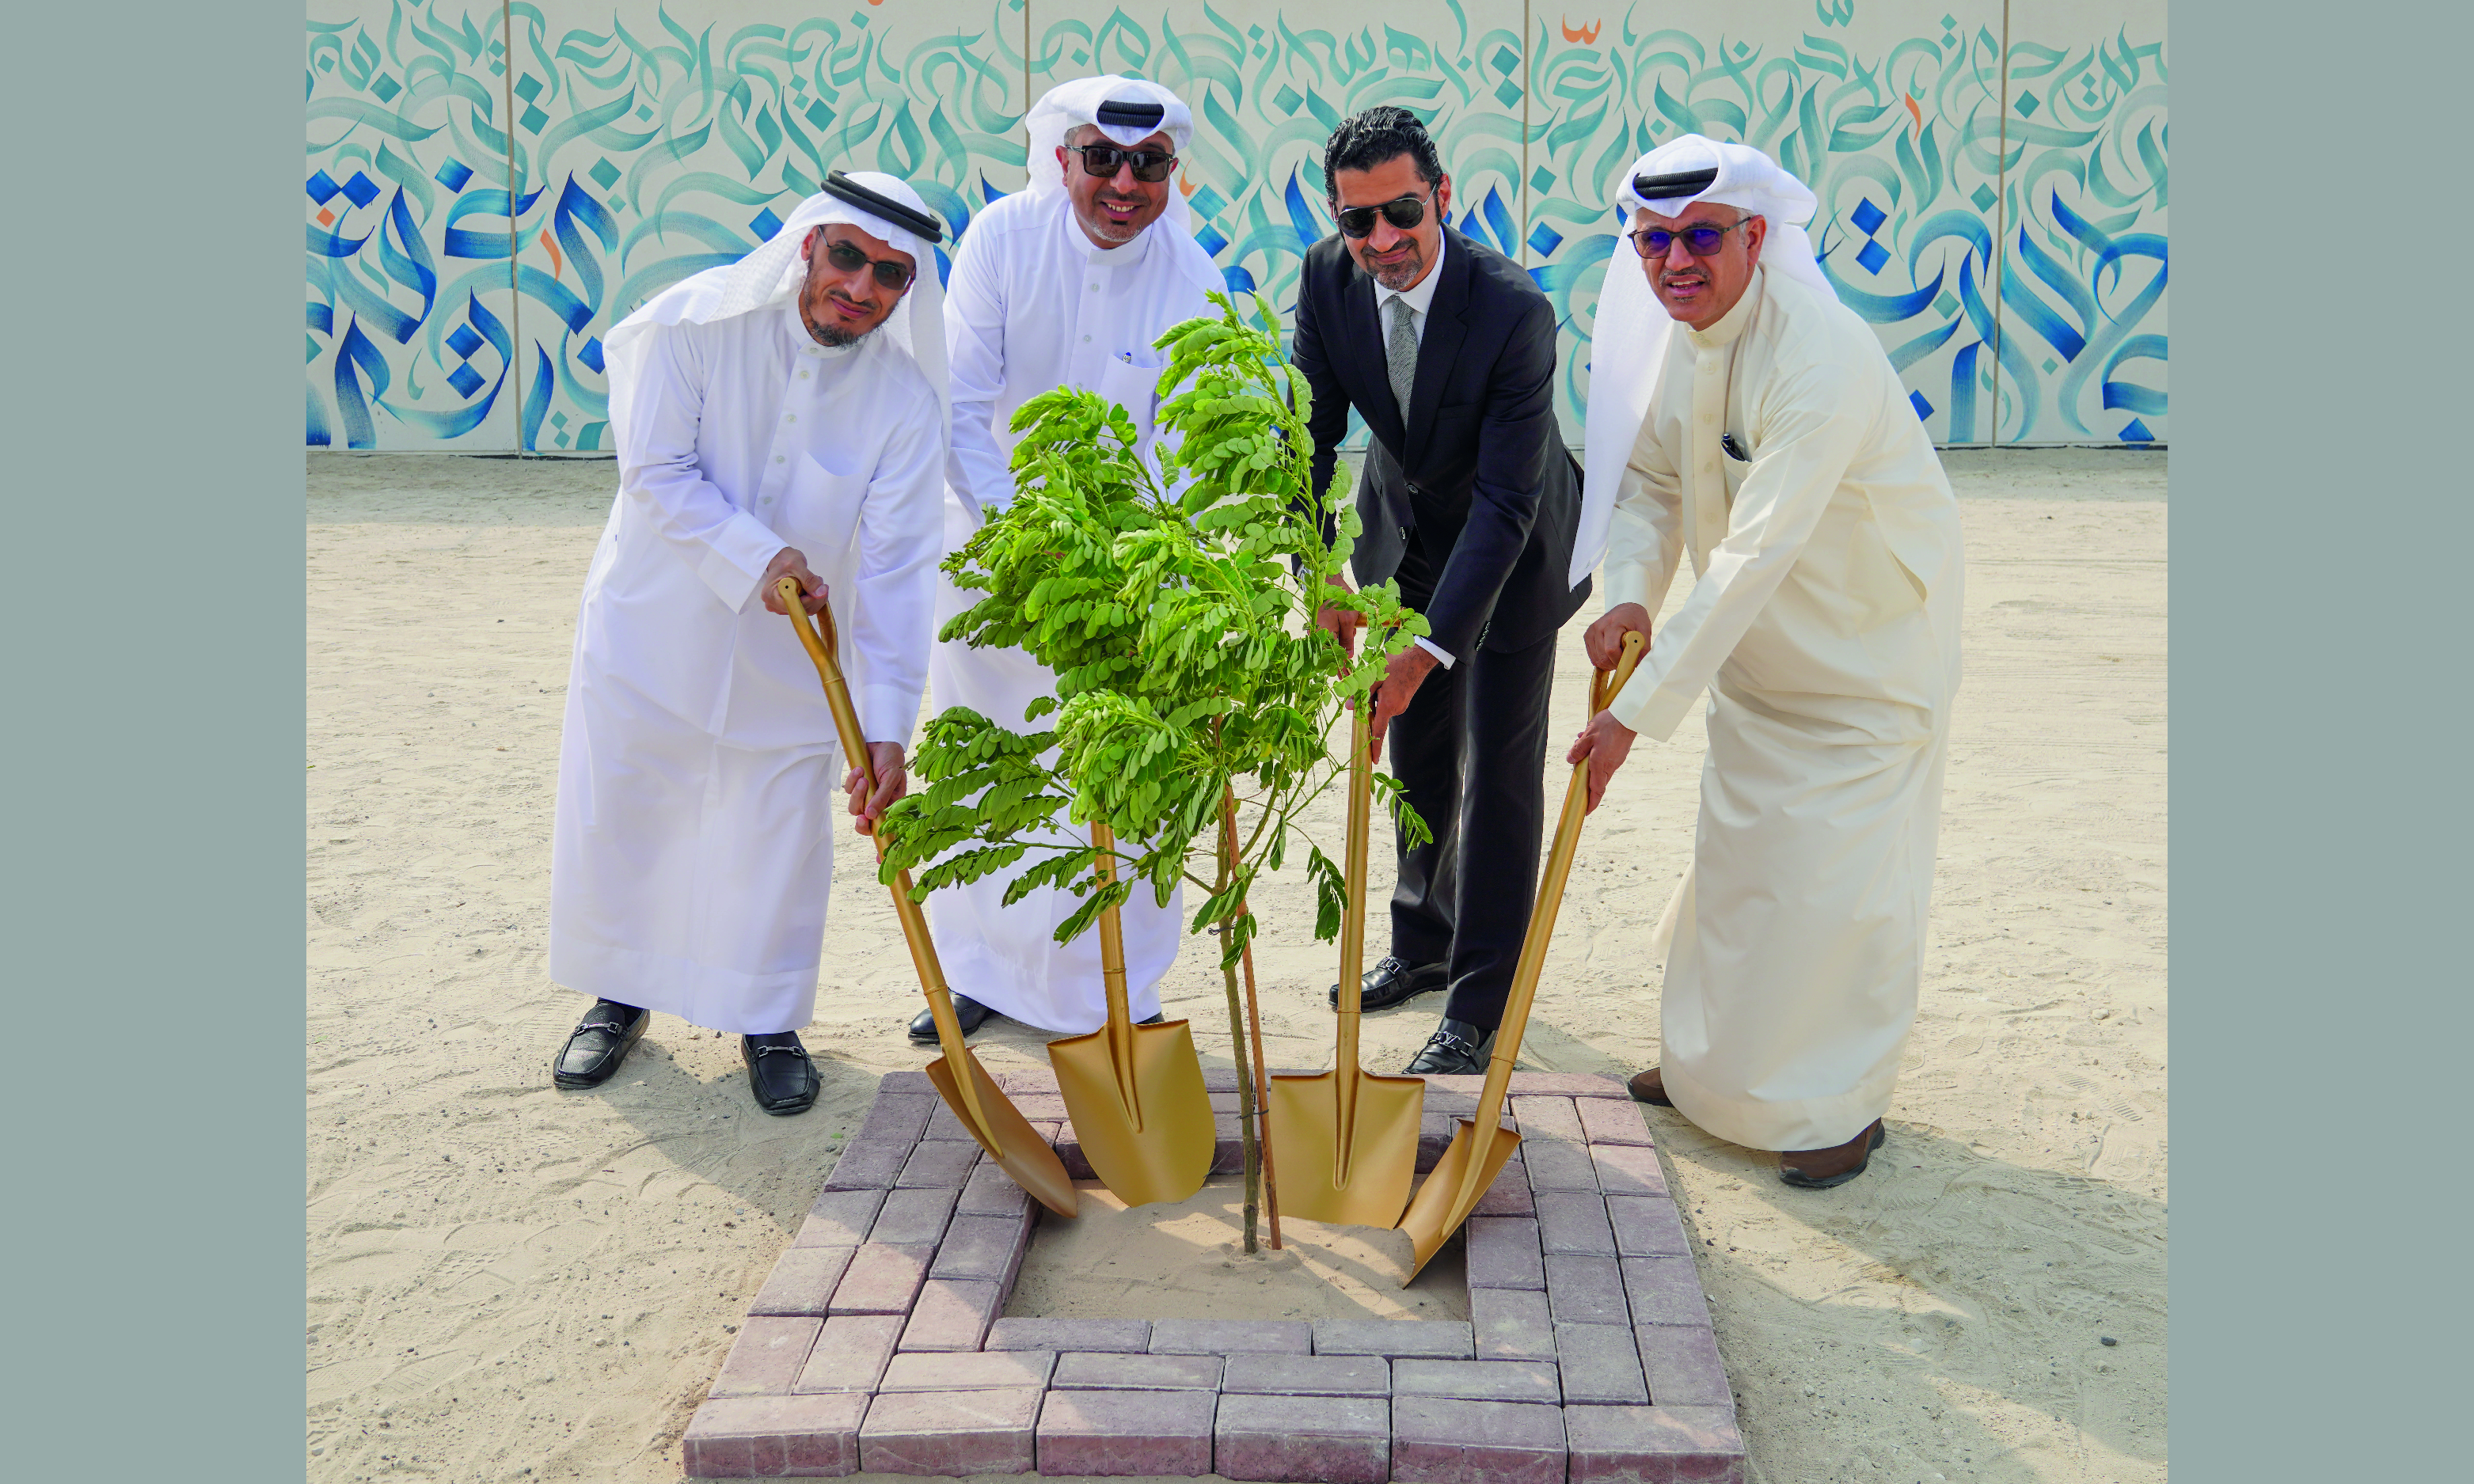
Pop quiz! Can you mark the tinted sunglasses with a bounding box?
[1628,219,1754,259]
[1065,143,1178,184]
[822,238,915,291]
[1336,188,1436,239]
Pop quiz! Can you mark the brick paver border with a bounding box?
[683,1068,1745,1481]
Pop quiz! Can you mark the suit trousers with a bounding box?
[1388,536,1558,1032]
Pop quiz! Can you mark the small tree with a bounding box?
[877,293,1430,1252]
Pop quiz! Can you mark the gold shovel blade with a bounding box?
[924,1048,1081,1219]
[1398,1119,1524,1278]
[1264,1068,1424,1228]
[1047,1016,1216,1208]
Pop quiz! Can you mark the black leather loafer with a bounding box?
[1402,1016,1496,1076]
[909,993,995,1044]
[742,1031,821,1115]
[1330,955,1449,1011]
[552,1000,648,1089]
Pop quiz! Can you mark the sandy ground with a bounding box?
[307,448,2164,1484]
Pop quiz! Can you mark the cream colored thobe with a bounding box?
[928,188,1219,1034]
[1603,263,1965,1152]
[549,290,944,1034]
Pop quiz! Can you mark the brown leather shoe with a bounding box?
[1779,1120,1886,1189]
[1628,1067,1674,1106]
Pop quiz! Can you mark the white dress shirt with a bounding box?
[1369,230,1457,668]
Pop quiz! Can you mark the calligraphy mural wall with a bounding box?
[306,0,2165,453]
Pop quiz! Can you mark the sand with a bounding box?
[306,447,2164,1482]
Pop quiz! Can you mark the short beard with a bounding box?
[1077,194,1150,245]
[1364,242,1427,292]
[800,285,884,348]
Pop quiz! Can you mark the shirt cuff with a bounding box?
[857,684,924,752]
[1600,560,1662,617]
[1412,636,1455,669]
[1608,672,1698,743]
[700,508,789,610]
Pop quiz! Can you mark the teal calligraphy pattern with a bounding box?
[306,2,2163,452]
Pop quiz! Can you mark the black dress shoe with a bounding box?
[909,993,995,1045]
[1401,1017,1496,1076]
[742,1032,821,1114]
[552,1000,648,1089]
[1329,955,1449,1011]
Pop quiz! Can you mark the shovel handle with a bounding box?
[778,578,991,1135]
[1444,630,1647,1214]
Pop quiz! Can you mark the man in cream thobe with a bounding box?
[1568,137,1963,1186]
[920,76,1222,1040]
[546,175,949,1114]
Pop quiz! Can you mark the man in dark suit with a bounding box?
[1296,107,1590,1076]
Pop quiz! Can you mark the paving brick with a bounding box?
[997,1067,1057,1094]
[1563,1403,1746,1483]
[819,1136,910,1192]
[1591,1144,1669,1198]
[1470,1287,1557,1362]
[826,1243,933,1315]
[1219,1352,1389,1396]
[865,1187,959,1247]
[1465,1216,1545,1290]
[877,1349,1057,1392]
[1636,1323,1733,1407]
[855,1092,935,1146]
[896,1277,1002,1351]
[879,1068,935,1095]
[1619,1255,1711,1327]
[1417,1073,1487,1099]
[857,1387,1040,1476]
[1509,1095,1586,1142]
[1212,1131,1247,1175]
[1535,1190,1618,1257]
[1578,1098,1655,1146]
[795,1189,885,1248]
[1418,1109,1456,1171]
[1150,1318,1312,1355]
[750,1246,857,1317]
[1008,1091,1070,1121]
[1606,1195,1693,1257]
[1505,1072,1628,1098]
[921,1099,988,1142]
[929,1213,1032,1285]
[682,1392,867,1478]
[1056,1135,1097,1181]
[1392,1358,1561,1404]
[710,1315,823,1397]
[986,1317,1151,1353]
[1389,1396,1566,1484]
[1555,1323,1649,1406]
[1546,1254,1632,1326]
[956,1161,1035,1220]
[895,1137,982,1189]
[1053,1351,1223,1391]
[1200,1068,1242,1092]
[791,1313,904,1394]
[1522,1139,1602,1192]
[1036,1388,1218,1478]
[1213,1392,1389,1484]
[1313,1318,1474,1359]
[1473,1165,1537,1215]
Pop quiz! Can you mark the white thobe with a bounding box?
[1603,264,1965,1152]
[549,292,944,1034]
[930,188,1220,1034]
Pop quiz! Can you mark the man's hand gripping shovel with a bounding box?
[778,578,1078,1219]
[1397,630,1647,1281]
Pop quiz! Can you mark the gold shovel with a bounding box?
[1266,697,1426,1228]
[1045,819,1216,1206]
[1398,629,1647,1280]
[777,579,1077,1219]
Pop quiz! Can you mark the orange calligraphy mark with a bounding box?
[1903,94,1923,138]
[542,227,562,280]
[1178,173,1196,196]
[316,207,336,227]
[1560,18,1602,44]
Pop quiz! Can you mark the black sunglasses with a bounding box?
[821,237,915,290]
[1065,143,1178,184]
[1335,188,1437,239]
[1628,218,1755,259]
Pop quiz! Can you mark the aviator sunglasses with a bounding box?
[1065,143,1180,184]
[1335,187,1438,239]
[1628,218,1756,259]
[820,237,915,291]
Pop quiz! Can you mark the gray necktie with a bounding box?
[1383,294,1419,422]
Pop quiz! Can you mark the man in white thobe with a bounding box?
[1567,137,1964,1186]
[918,76,1223,1042]
[546,173,949,1114]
